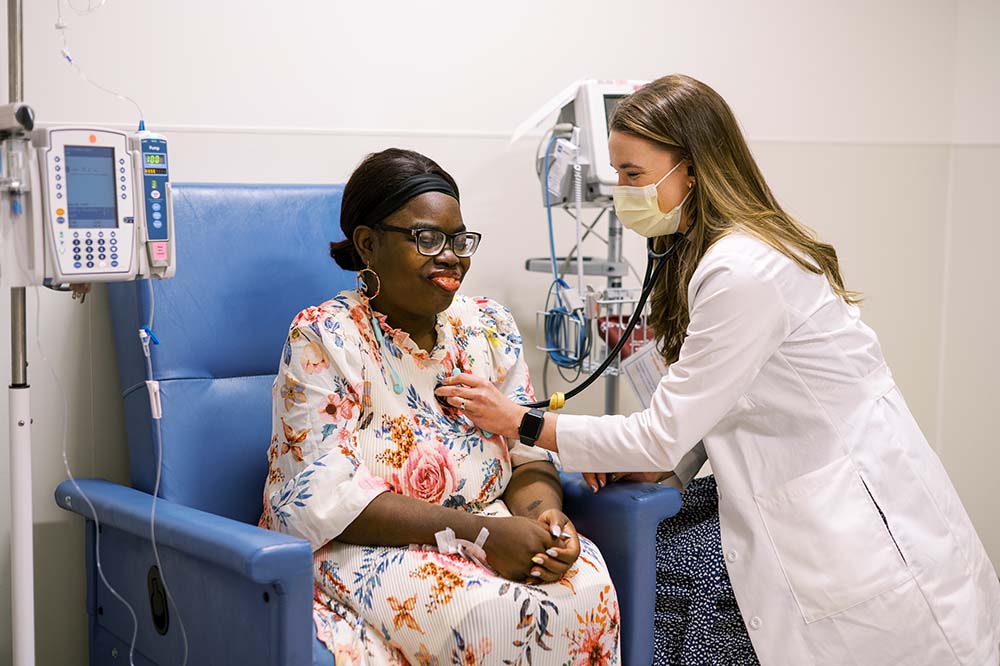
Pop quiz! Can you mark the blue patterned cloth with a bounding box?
[654,476,760,665]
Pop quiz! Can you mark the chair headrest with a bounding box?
[109,182,353,395]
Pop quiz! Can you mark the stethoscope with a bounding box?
[365,233,688,411]
[523,234,686,411]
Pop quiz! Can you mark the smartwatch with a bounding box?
[518,408,546,447]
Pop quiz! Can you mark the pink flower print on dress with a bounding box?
[411,549,491,577]
[355,467,390,493]
[318,386,360,425]
[333,641,362,666]
[387,473,404,495]
[455,347,472,374]
[401,441,458,505]
[292,306,325,327]
[301,341,330,374]
[440,351,455,377]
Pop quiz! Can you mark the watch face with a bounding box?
[520,409,545,444]
[532,411,546,436]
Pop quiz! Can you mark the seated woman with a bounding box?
[259,148,621,665]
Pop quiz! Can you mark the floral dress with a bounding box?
[260,290,621,665]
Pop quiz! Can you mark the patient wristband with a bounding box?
[518,408,545,447]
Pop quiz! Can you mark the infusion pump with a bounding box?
[1,114,175,288]
[34,127,175,283]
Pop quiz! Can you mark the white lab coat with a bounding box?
[557,233,1000,665]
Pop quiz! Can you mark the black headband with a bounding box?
[362,173,459,228]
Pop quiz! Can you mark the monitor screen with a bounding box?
[603,94,627,135]
[65,145,118,229]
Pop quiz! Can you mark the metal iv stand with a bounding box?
[7,0,37,664]
[604,210,622,416]
[527,203,631,416]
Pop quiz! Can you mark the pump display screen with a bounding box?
[65,145,118,229]
[603,94,627,134]
[145,153,165,165]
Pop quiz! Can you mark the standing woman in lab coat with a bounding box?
[439,74,1000,665]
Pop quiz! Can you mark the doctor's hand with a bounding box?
[524,509,581,585]
[435,373,528,440]
[582,471,673,492]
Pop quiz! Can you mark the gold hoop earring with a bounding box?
[356,266,381,301]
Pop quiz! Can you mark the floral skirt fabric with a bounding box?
[313,500,621,666]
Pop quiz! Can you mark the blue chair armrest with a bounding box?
[55,478,313,585]
[55,478,315,666]
[560,472,682,666]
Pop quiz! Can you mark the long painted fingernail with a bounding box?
[546,548,558,557]
[531,556,544,565]
[589,484,598,493]
[531,569,541,577]
[550,524,562,538]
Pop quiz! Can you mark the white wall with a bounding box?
[937,0,1000,570]
[0,1,995,663]
[15,0,960,140]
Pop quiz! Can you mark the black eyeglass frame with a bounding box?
[374,223,483,257]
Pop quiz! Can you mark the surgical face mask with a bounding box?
[613,160,691,237]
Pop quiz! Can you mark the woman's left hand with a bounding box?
[524,509,581,585]
[436,373,527,439]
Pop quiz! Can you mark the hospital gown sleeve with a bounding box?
[476,298,560,469]
[262,311,390,551]
[555,251,790,473]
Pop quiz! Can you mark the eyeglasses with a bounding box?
[375,223,482,258]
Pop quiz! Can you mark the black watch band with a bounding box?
[518,408,546,447]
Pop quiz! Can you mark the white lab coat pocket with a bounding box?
[755,454,912,623]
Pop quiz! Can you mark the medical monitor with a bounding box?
[556,80,646,201]
[603,94,627,134]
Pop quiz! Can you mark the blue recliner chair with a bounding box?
[55,183,682,665]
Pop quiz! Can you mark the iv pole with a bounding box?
[604,210,622,416]
[7,0,36,662]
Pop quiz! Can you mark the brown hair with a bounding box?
[610,74,861,363]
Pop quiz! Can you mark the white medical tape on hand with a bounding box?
[427,527,493,572]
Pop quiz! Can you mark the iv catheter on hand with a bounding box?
[523,236,684,411]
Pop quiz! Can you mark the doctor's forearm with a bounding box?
[534,412,560,453]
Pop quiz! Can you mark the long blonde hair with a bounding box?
[610,74,861,363]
